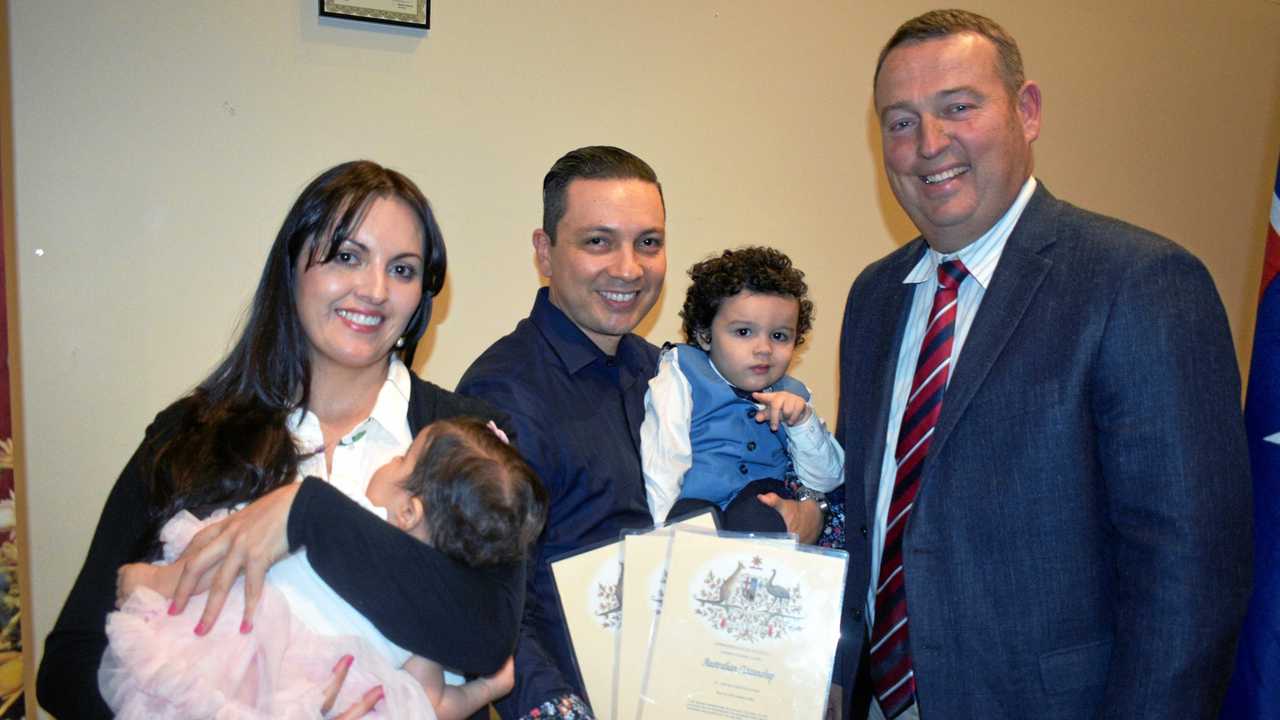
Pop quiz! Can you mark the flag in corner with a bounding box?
[1221,154,1280,718]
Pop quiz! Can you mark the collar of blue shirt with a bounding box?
[528,286,654,388]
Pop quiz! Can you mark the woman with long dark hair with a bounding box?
[37,161,522,718]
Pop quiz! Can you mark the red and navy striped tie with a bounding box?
[869,259,968,718]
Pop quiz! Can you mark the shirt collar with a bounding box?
[368,355,414,448]
[286,355,414,449]
[903,176,1038,288]
[529,285,649,378]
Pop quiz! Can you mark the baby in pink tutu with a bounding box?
[99,417,546,720]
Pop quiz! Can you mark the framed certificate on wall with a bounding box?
[320,0,429,29]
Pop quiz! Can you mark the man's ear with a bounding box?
[1017,80,1042,144]
[533,228,554,278]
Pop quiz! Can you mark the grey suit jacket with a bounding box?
[836,184,1252,719]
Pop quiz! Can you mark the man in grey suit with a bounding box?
[837,10,1252,719]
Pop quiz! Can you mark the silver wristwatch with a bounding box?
[794,486,830,516]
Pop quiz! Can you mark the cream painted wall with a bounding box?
[9,2,1279,714]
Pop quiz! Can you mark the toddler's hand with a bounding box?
[115,562,184,608]
[481,656,515,702]
[751,391,812,431]
[117,558,188,602]
[116,563,152,608]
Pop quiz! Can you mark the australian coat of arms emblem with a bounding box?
[693,555,804,642]
[592,560,623,630]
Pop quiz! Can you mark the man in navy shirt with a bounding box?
[457,146,668,718]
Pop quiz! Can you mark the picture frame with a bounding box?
[319,0,429,30]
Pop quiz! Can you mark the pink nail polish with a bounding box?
[240,620,253,634]
[372,685,384,702]
[193,621,207,636]
[333,654,353,673]
[167,601,178,616]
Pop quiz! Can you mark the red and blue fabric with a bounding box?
[869,260,968,719]
[1222,154,1280,719]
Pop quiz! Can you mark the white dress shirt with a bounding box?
[288,355,415,496]
[865,178,1038,720]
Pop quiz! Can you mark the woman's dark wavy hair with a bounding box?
[680,246,814,347]
[403,418,547,566]
[146,160,447,525]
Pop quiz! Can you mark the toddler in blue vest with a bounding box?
[640,246,844,537]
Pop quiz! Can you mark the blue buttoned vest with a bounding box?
[675,344,809,509]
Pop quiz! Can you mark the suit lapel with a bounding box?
[920,186,1060,484]
[861,243,926,526]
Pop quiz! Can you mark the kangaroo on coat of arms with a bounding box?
[593,561,623,630]
[693,555,804,642]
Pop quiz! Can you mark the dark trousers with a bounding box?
[668,478,790,533]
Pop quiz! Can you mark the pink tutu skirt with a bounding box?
[98,511,436,719]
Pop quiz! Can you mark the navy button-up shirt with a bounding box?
[457,287,659,716]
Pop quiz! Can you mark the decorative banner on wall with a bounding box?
[0,161,24,718]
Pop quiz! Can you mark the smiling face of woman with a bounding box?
[294,195,426,379]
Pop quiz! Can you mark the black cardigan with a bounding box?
[37,374,523,719]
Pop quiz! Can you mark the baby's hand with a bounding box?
[481,656,515,702]
[751,391,812,431]
[116,563,155,608]
[116,561,185,609]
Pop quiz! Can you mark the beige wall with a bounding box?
[9,2,1279,713]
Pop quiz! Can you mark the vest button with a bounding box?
[860,525,869,537]
[746,441,757,451]
[738,463,748,474]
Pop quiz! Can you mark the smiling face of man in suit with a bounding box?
[875,31,1042,253]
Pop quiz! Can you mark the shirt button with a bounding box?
[860,525,869,537]
[738,463,749,475]
[746,441,757,451]
[852,609,864,621]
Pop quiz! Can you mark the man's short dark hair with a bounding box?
[874,9,1025,97]
[403,418,547,567]
[680,246,815,348]
[541,145,663,243]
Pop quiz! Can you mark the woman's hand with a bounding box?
[170,482,301,635]
[757,493,823,544]
[322,655,384,719]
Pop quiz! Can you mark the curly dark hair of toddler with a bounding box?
[680,246,814,347]
[400,418,548,566]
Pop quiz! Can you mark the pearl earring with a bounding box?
[395,337,406,349]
